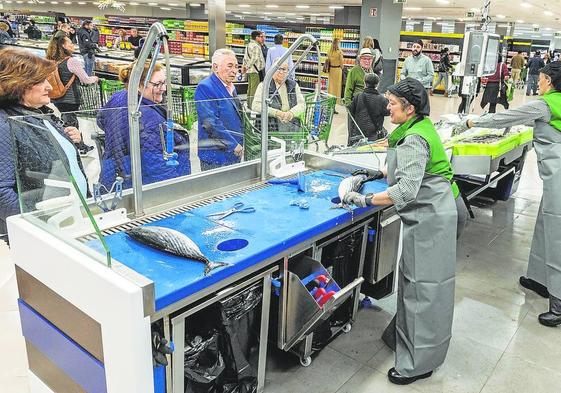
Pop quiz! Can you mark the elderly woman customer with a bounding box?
[251,60,306,134]
[97,61,190,190]
[0,48,87,243]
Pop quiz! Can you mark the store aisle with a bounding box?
[1,89,559,393]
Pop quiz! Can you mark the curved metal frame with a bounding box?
[127,22,173,218]
[260,34,320,180]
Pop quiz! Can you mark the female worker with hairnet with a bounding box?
[343,77,468,385]
[453,62,561,328]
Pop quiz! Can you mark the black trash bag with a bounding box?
[184,331,226,393]
[219,285,263,393]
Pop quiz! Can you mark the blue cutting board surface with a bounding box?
[87,170,388,311]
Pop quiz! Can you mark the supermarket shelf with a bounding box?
[227,43,247,47]
[295,72,327,77]
[96,23,208,33]
[399,47,460,53]
[169,39,208,45]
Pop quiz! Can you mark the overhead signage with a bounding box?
[369,8,377,17]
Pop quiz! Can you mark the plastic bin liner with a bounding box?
[219,284,262,393]
[184,331,226,393]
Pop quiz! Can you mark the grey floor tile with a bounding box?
[504,311,561,372]
[0,376,29,393]
[265,346,363,393]
[480,354,561,393]
[328,307,394,364]
[405,336,503,393]
[367,345,395,374]
[452,286,529,351]
[335,365,418,393]
[0,311,28,381]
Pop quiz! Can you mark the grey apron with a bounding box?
[383,146,458,377]
[527,119,561,299]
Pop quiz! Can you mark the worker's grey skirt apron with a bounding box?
[527,120,561,299]
[382,147,458,377]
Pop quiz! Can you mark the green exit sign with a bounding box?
[466,11,475,18]
[555,32,561,37]
[394,0,407,3]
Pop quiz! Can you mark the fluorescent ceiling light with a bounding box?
[50,1,58,3]
[457,18,464,21]
[310,13,321,16]
[329,5,344,9]
[263,11,272,15]
[5,0,12,3]
[238,4,250,7]
[470,7,479,12]
[544,11,553,16]
[242,11,250,14]
[16,1,23,3]
[190,3,201,5]
[296,17,304,20]
[77,1,85,3]
[265,4,278,8]
[129,1,139,4]
[161,7,171,10]
[516,19,524,23]
[533,23,540,27]
[286,12,295,15]
[436,0,450,4]
[169,3,178,5]
[543,33,552,36]
[520,2,532,7]
[295,5,309,8]
[496,14,506,19]
[63,1,71,3]
[404,7,422,11]
[148,2,157,5]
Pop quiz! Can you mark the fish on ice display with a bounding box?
[334,174,367,209]
[126,226,228,275]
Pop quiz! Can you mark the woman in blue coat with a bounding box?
[97,62,190,189]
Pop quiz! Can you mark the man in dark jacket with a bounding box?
[348,73,390,143]
[77,20,98,76]
[1,14,16,38]
[435,48,453,97]
[526,51,545,96]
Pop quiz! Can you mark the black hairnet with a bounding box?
[541,62,561,91]
[386,77,430,116]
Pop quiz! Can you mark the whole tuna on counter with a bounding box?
[335,174,368,209]
[126,226,228,275]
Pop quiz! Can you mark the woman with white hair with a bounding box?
[251,60,305,134]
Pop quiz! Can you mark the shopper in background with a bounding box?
[112,29,128,49]
[434,47,452,97]
[544,52,552,65]
[128,28,141,49]
[265,34,294,79]
[1,14,15,38]
[97,61,190,189]
[24,20,42,40]
[481,55,509,113]
[343,78,465,384]
[327,38,344,107]
[252,60,305,134]
[46,32,98,154]
[361,36,383,76]
[400,40,434,95]
[454,62,561,328]
[344,48,373,105]
[77,20,98,76]
[527,50,545,96]
[348,73,389,142]
[195,48,243,170]
[242,30,266,107]
[0,22,11,46]
[511,51,525,86]
[68,25,77,44]
[0,48,87,243]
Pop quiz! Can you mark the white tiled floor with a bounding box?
[1,88,559,392]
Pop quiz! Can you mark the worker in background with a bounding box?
[77,20,98,76]
[242,30,265,108]
[453,62,561,328]
[343,78,467,385]
[511,51,525,86]
[265,34,294,79]
[128,28,141,49]
[400,40,434,95]
[527,50,545,96]
[195,48,243,171]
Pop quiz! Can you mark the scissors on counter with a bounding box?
[207,202,256,220]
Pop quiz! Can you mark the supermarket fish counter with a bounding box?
[86,169,388,312]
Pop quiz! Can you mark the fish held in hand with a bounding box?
[126,226,228,275]
[333,174,367,209]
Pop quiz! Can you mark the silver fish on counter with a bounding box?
[334,174,368,210]
[126,226,228,275]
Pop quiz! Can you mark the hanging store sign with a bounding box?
[394,0,407,3]
[555,32,561,37]
[369,8,378,17]
[466,11,475,18]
